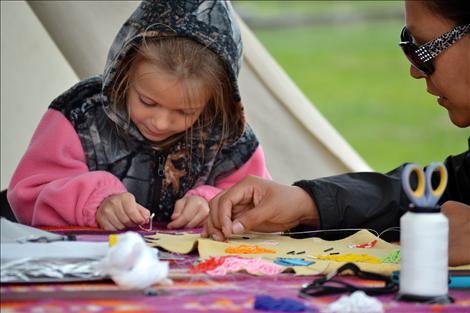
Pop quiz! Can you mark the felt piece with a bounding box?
[145,232,199,254]
[145,230,470,276]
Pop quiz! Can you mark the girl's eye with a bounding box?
[139,96,156,107]
[179,110,197,116]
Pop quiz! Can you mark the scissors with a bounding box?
[401,162,448,208]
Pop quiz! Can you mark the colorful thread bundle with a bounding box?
[348,239,378,249]
[190,256,284,276]
[189,256,227,274]
[254,295,310,312]
[208,257,284,276]
[314,253,382,264]
[274,258,313,267]
[225,245,276,254]
[382,249,400,264]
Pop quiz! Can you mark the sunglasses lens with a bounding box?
[399,27,434,75]
[400,43,434,75]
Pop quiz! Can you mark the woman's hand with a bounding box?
[96,192,150,230]
[202,175,319,241]
[167,195,209,229]
[441,200,470,266]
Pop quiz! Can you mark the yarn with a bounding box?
[207,256,284,276]
[225,244,276,254]
[189,256,227,274]
[382,249,400,264]
[274,258,313,267]
[348,239,377,249]
[254,295,310,312]
[313,253,382,264]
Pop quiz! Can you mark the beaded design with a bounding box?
[404,24,470,63]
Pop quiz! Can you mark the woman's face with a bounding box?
[405,1,470,127]
[127,60,207,143]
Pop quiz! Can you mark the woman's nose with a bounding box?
[410,65,426,79]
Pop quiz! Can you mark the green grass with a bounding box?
[253,21,469,172]
[235,1,402,17]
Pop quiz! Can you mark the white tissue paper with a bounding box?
[96,231,170,289]
[327,290,384,313]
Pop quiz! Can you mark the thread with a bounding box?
[399,210,448,298]
[242,226,401,240]
[206,256,284,276]
[382,249,400,264]
[225,245,276,254]
[313,253,382,264]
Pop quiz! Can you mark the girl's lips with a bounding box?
[143,127,168,140]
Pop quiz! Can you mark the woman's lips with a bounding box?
[437,96,448,107]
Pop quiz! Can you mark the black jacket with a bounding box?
[294,137,470,238]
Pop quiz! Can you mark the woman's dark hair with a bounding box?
[424,1,470,25]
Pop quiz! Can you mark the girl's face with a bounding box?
[405,1,470,127]
[127,60,208,143]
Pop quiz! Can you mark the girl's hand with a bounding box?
[167,195,209,229]
[96,192,150,230]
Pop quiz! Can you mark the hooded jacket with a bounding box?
[8,0,271,226]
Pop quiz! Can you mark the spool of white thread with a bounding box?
[399,208,449,299]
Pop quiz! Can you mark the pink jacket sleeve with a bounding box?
[184,146,272,201]
[7,109,127,227]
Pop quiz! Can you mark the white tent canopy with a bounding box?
[1,1,370,190]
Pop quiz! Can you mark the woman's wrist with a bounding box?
[292,186,319,226]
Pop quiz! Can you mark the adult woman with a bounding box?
[203,0,470,266]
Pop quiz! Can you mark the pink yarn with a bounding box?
[206,257,284,276]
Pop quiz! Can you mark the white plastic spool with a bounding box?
[398,208,450,302]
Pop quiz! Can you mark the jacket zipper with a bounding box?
[152,151,165,217]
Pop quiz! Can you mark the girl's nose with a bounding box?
[152,113,170,131]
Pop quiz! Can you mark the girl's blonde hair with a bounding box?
[110,36,244,152]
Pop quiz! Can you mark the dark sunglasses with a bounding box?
[399,24,470,76]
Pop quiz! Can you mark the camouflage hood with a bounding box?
[102,0,243,134]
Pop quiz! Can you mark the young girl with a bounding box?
[7,0,271,230]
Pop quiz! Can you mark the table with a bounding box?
[1,226,469,313]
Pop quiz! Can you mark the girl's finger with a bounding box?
[185,207,209,228]
[106,210,127,230]
[122,202,147,225]
[172,198,186,220]
[136,203,151,222]
[167,213,189,229]
[115,205,136,227]
[97,216,117,231]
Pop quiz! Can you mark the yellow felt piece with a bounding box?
[145,232,200,254]
[144,230,470,276]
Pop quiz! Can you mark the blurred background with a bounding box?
[2,1,468,191]
[234,0,468,172]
